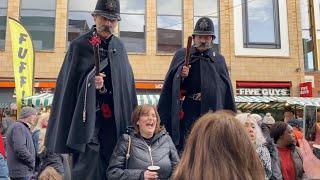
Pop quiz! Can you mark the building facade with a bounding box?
[0,0,306,103]
[301,0,320,97]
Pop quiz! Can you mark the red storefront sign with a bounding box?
[236,81,291,96]
[300,82,313,97]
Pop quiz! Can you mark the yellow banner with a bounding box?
[8,18,34,115]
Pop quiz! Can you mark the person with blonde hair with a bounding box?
[38,166,62,180]
[172,111,265,180]
[235,113,272,179]
[32,112,50,154]
[34,113,70,179]
[37,112,50,153]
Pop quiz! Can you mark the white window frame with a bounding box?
[233,0,289,56]
[315,0,320,37]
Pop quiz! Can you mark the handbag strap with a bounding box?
[125,136,131,168]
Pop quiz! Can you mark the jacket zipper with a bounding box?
[142,139,154,166]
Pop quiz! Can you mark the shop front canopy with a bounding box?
[0,102,11,109]
[23,93,161,107]
[23,93,320,110]
[235,96,320,110]
[23,93,54,107]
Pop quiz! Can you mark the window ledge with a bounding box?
[234,55,292,59]
[34,50,55,53]
[127,52,147,55]
[156,53,175,56]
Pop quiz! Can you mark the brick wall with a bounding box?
[0,0,305,96]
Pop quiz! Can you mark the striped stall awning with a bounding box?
[0,102,11,109]
[23,93,160,107]
[23,93,54,107]
[137,94,160,105]
[235,96,320,110]
[23,93,320,110]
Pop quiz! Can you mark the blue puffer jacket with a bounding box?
[0,154,9,179]
[107,127,180,180]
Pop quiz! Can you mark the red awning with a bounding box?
[236,81,292,88]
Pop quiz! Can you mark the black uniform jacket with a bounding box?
[157,47,236,145]
[45,29,137,153]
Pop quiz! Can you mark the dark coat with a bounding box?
[45,29,137,154]
[157,47,236,145]
[266,140,283,180]
[107,128,180,180]
[275,145,304,180]
[6,121,36,178]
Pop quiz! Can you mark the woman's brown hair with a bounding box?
[172,111,265,180]
[38,166,62,180]
[132,104,163,134]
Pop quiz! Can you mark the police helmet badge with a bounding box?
[193,17,215,37]
[105,0,116,12]
[199,19,209,31]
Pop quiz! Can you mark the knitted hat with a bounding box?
[263,113,275,125]
[251,114,262,123]
[19,107,37,119]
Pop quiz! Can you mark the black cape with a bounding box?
[157,47,236,145]
[45,29,137,153]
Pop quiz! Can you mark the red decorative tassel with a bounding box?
[179,110,184,120]
[101,103,112,119]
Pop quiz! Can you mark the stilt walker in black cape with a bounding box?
[44,0,137,179]
[158,17,236,151]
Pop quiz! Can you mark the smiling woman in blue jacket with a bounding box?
[107,104,180,180]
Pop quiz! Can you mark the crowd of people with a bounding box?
[1,106,320,180]
[1,0,320,179]
[0,107,69,180]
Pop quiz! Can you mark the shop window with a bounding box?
[233,0,289,56]
[0,0,8,50]
[194,0,219,52]
[157,0,182,53]
[318,0,320,37]
[20,0,56,51]
[67,0,97,45]
[318,0,320,64]
[119,0,146,53]
[301,0,315,71]
[242,0,280,48]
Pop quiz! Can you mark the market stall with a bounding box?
[23,93,320,111]
[235,96,320,110]
[23,93,160,107]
